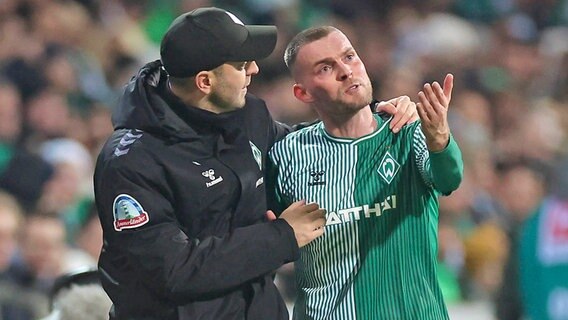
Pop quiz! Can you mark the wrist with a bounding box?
[427,133,450,152]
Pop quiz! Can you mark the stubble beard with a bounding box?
[339,80,373,112]
[209,88,246,113]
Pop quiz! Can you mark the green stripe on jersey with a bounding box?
[269,114,449,320]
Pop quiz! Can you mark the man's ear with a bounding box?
[293,83,314,103]
[195,71,212,94]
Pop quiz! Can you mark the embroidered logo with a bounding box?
[202,169,223,188]
[147,69,160,87]
[308,170,326,186]
[249,141,262,171]
[112,194,150,231]
[377,151,400,184]
[114,130,143,157]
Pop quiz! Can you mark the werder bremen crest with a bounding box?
[377,151,400,184]
[249,141,262,170]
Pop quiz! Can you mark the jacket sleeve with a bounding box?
[96,155,299,304]
[412,124,464,195]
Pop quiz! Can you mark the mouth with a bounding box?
[345,83,360,93]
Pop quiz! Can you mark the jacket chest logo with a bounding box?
[249,141,262,171]
[202,169,224,188]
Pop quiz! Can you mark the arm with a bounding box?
[416,74,463,194]
[428,134,463,194]
[97,159,299,303]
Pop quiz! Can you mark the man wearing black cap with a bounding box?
[94,7,415,320]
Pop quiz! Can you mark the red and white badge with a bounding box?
[112,194,150,231]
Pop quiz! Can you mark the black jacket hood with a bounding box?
[112,60,188,137]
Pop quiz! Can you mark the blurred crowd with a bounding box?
[0,0,566,319]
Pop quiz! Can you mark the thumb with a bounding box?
[443,73,454,104]
[266,210,277,221]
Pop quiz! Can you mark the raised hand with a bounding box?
[376,95,419,133]
[417,73,453,152]
[278,200,326,248]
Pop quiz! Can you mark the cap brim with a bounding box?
[233,25,277,62]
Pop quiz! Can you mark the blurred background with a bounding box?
[0,0,566,319]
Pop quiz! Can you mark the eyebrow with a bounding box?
[312,47,354,68]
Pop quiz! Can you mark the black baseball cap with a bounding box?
[160,7,278,78]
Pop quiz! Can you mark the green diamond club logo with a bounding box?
[249,141,262,171]
[377,151,400,184]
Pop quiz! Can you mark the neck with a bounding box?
[319,108,376,138]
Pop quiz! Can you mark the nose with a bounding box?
[246,61,259,76]
[337,62,352,81]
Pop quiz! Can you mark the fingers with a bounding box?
[443,73,454,103]
[308,208,327,225]
[266,210,277,221]
[424,83,441,108]
[421,82,448,118]
[375,101,396,115]
[432,82,449,109]
[377,96,404,112]
[417,91,434,122]
[377,96,418,133]
[288,199,307,209]
[283,204,326,248]
[391,101,418,132]
[282,201,323,220]
[418,76,452,152]
[303,202,320,213]
[416,101,429,123]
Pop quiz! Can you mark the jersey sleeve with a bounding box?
[412,125,464,195]
[95,154,299,303]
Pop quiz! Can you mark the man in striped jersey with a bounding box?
[268,26,463,319]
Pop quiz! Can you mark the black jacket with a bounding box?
[94,61,298,320]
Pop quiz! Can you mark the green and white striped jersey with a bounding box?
[269,114,463,320]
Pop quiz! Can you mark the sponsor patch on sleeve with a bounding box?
[112,194,150,231]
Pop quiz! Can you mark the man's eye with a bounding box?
[319,65,331,73]
[346,54,354,60]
